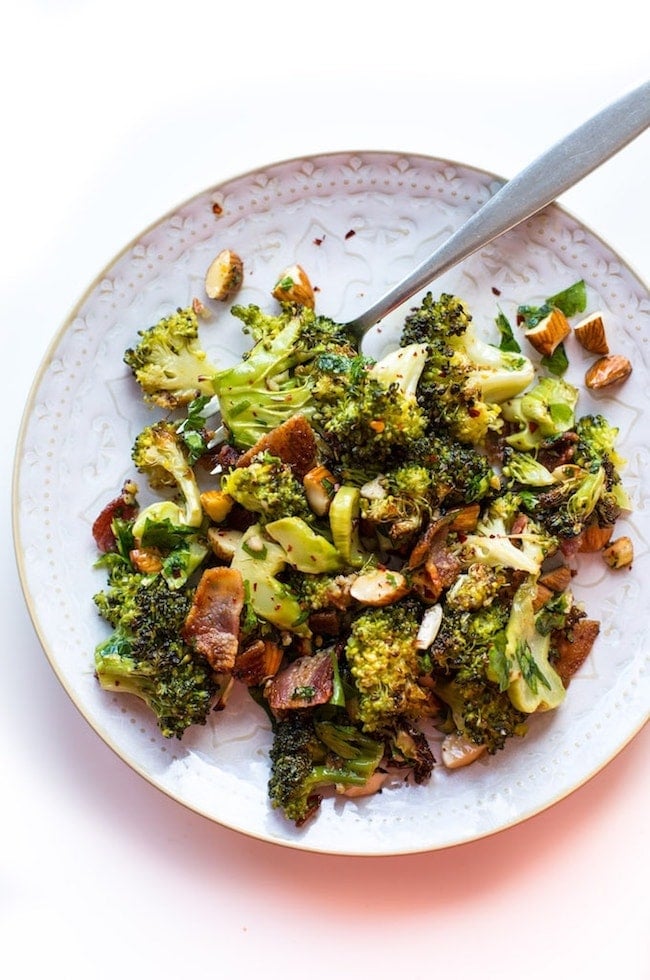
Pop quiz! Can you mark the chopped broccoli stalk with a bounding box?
[124,307,218,410]
[400,292,534,444]
[268,712,385,825]
[132,421,204,528]
[93,563,218,738]
[501,377,579,451]
[344,601,436,732]
[501,578,566,713]
[230,524,308,635]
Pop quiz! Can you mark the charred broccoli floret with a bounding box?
[310,345,429,475]
[400,292,534,444]
[344,601,437,732]
[93,558,219,738]
[124,307,218,410]
[430,603,528,753]
[267,712,385,826]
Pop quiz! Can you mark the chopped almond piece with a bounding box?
[539,565,573,592]
[574,312,609,354]
[232,639,284,686]
[524,307,571,357]
[272,264,315,308]
[303,465,337,516]
[205,249,243,301]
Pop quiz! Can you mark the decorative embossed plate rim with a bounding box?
[12,151,650,855]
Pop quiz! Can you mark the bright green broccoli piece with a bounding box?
[124,307,218,410]
[344,601,437,732]
[132,420,204,528]
[501,376,579,451]
[400,292,534,444]
[496,577,567,713]
[93,561,218,738]
[220,451,312,525]
[267,712,385,826]
[213,304,356,449]
[407,433,499,506]
[230,523,308,635]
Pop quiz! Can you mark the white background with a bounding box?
[3,2,648,977]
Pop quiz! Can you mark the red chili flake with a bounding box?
[313,236,325,246]
[468,407,481,418]
[491,286,501,296]
[211,202,223,215]
[344,229,356,240]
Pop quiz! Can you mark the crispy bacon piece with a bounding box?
[236,414,318,478]
[552,616,600,686]
[182,567,245,673]
[232,639,284,687]
[92,481,138,553]
[265,651,334,712]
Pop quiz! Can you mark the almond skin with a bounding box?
[574,312,609,355]
[524,307,571,356]
[585,355,632,390]
[272,264,315,308]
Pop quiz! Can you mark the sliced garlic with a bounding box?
[441,733,487,769]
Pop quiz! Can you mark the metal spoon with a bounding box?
[346,79,650,343]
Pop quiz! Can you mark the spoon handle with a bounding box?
[348,80,650,339]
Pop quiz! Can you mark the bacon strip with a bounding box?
[92,481,139,553]
[265,651,334,712]
[236,414,318,478]
[182,567,245,673]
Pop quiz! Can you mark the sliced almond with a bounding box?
[524,307,571,357]
[533,583,555,612]
[336,771,389,798]
[205,249,244,301]
[585,355,632,390]
[441,733,487,769]
[207,526,243,561]
[602,535,634,569]
[349,568,409,606]
[272,264,315,308]
[574,311,609,354]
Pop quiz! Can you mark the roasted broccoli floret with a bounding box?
[400,292,534,444]
[124,307,218,410]
[93,559,218,738]
[429,603,528,753]
[132,420,204,528]
[213,304,356,449]
[406,433,499,506]
[310,345,429,475]
[454,494,558,576]
[267,711,385,825]
[221,451,312,525]
[344,601,437,732]
[501,376,579,451]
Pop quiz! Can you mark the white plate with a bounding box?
[13,151,650,855]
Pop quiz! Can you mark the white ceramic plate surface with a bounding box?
[13,151,649,855]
